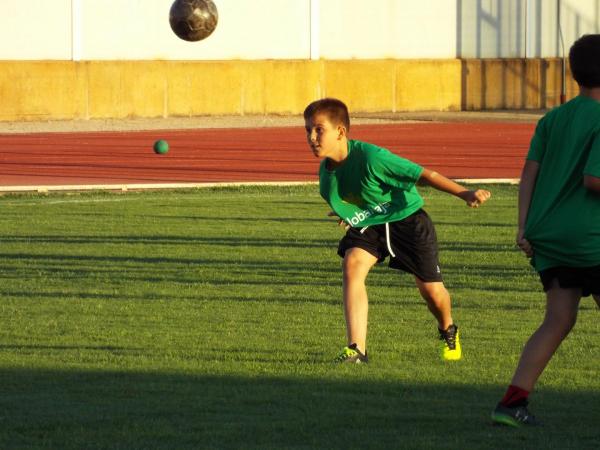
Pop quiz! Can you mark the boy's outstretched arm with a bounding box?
[517,160,540,257]
[418,168,491,208]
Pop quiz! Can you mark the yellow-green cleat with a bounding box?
[333,343,368,364]
[439,324,461,361]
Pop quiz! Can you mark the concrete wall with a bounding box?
[0,60,458,120]
[0,0,461,61]
[0,0,314,61]
[318,0,458,59]
[0,0,595,120]
[1,0,598,60]
[0,0,73,60]
[0,58,578,121]
[462,58,578,110]
[76,0,312,60]
[457,0,600,58]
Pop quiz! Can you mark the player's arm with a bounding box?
[583,132,600,193]
[516,159,540,257]
[327,211,350,230]
[418,168,491,208]
[583,175,600,193]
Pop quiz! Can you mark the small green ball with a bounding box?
[153,139,169,155]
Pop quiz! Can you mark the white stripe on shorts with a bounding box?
[385,222,396,257]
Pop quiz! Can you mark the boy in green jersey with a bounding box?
[491,34,600,427]
[303,98,491,364]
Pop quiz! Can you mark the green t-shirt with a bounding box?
[525,95,600,271]
[319,139,424,227]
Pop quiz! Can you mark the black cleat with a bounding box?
[491,402,541,427]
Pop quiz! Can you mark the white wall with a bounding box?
[0,0,598,60]
[318,0,457,58]
[0,0,72,59]
[457,0,527,58]
[524,0,600,58]
[559,0,600,55]
[78,0,311,60]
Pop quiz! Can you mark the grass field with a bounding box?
[0,185,598,449]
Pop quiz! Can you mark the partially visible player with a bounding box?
[303,98,491,364]
[491,34,600,427]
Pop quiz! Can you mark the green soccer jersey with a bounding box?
[319,139,424,227]
[525,95,600,271]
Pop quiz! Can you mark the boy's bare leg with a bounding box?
[342,248,378,353]
[414,279,453,330]
[510,283,581,391]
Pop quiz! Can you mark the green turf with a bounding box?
[0,185,598,449]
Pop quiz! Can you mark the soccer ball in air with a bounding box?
[169,0,219,42]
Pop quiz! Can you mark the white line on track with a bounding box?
[0,179,517,194]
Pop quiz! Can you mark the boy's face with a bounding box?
[304,112,345,159]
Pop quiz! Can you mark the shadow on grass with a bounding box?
[0,252,340,272]
[0,368,598,450]
[0,345,141,352]
[137,215,332,223]
[0,235,336,248]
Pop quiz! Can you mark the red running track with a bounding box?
[0,122,534,187]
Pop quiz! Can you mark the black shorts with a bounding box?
[539,265,600,297]
[337,209,443,282]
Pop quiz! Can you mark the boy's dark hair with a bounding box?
[303,98,351,132]
[569,34,600,88]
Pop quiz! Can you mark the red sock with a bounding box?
[500,384,530,407]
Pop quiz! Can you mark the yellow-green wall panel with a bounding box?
[480,60,538,109]
[0,62,86,120]
[323,60,396,112]
[87,62,166,119]
[541,59,564,108]
[0,59,581,122]
[239,61,266,114]
[462,58,577,111]
[394,60,461,111]
[166,62,243,116]
[263,61,320,114]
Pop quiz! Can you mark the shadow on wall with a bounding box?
[459,57,578,110]
[456,0,526,59]
[455,0,599,110]
[456,0,600,58]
